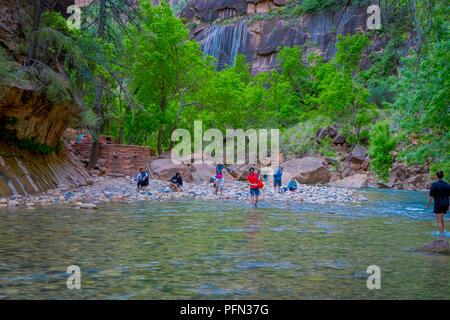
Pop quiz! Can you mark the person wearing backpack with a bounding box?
[247,167,261,208]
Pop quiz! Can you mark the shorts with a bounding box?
[250,188,260,197]
[137,178,149,187]
[274,179,281,187]
[218,177,225,190]
[434,206,449,214]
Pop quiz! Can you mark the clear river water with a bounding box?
[0,188,448,299]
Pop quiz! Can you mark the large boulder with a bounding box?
[332,134,346,144]
[329,173,368,188]
[191,163,233,183]
[282,157,330,185]
[150,159,193,182]
[347,145,368,170]
[316,126,337,140]
[157,150,173,159]
[228,164,252,180]
[416,239,450,255]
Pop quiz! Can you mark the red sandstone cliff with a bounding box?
[0,0,90,196]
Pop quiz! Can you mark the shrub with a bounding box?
[368,121,397,182]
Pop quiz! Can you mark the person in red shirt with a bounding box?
[247,167,260,208]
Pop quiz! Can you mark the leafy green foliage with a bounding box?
[126,2,214,153]
[368,121,397,182]
[392,0,449,178]
[0,47,17,84]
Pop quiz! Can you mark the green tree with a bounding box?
[368,121,397,182]
[127,2,213,154]
[303,34,374,144]
[392,0,449,177]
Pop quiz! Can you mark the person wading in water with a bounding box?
[247,167,260,208]
[215,163,231,196]
[426,171,450,236]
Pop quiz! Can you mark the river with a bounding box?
[0,188,448,299]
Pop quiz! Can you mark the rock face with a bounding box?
[282,157,330,185]
[416,239,450,255]
[0,84,78,148]
[373,162,430,190]
[329,173,368,188]
[0,0,93,197]
[180,1,409,74]
[0,141,91,197]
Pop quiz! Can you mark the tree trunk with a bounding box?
[118,103,131,144]
[87,77,104,170]
[157,96,167,155]
[87,0,107,171]
[157,126,163,155]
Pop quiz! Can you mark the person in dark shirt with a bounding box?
[426,171,450,236]
[170,172,183,192]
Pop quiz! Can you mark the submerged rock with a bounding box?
[416,239,450,255]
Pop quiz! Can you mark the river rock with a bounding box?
[416,239,450,255]
[79,203,98,209]
[228,164,252,180]
[329,174,368,188]
[7,200,19,207]
[282,157,330,185]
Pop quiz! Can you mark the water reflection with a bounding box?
[0,189,448,299]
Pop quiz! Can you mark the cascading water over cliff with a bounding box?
[200,18,248,70]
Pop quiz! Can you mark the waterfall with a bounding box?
[201,18,248,70]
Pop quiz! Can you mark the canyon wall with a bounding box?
[0,0,90,197]
[0,141,91,197]
[180,0,411,74]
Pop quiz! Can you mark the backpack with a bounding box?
[258,179,264,189]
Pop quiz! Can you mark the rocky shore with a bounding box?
[0,175,366,210]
